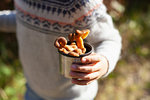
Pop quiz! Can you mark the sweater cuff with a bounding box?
[97,51,120,78]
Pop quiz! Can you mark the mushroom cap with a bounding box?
[76,29,90,39]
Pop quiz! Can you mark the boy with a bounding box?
[0,0,122,100]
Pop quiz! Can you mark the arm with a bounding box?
[90,7,122,77]
[70,4,122,85]
[0,10,16,33]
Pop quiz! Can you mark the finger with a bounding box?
[71,78,96,85]
[81,53,101,64]
[71,62,101,73]
[70,71,100,80]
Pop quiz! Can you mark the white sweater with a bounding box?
[0,0,122,100]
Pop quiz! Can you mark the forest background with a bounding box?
[0,0,150,100]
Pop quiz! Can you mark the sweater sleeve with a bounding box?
[86,4,122,77]
[0,10,16,33]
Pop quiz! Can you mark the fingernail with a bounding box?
[71,65,77,69]
[82,58,86,63]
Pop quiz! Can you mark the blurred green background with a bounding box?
[0,0,150,100]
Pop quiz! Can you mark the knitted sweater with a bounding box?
[0,0,122,100]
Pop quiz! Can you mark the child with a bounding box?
[0,0,122,100]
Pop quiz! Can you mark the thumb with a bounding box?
[81,53,101,64]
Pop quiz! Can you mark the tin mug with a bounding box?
[59,42,93,78]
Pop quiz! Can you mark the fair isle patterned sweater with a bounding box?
[0,0,122,100]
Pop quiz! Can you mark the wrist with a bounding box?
[98,54,109,77]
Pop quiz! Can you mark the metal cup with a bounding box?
[59,42,93,78]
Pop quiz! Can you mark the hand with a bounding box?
[70,53,109,85]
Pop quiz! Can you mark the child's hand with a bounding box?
[70,53,109,85]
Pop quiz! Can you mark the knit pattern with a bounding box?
[15,0,102,35]
[22,0,89,16]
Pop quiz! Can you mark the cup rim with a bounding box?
[58,42,93,58]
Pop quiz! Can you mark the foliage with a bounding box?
[95,0,150,100]
[0,0,150,100]
[0,33,25,100]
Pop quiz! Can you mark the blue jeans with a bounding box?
[25,84,94,100]
[24,84,44,100]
